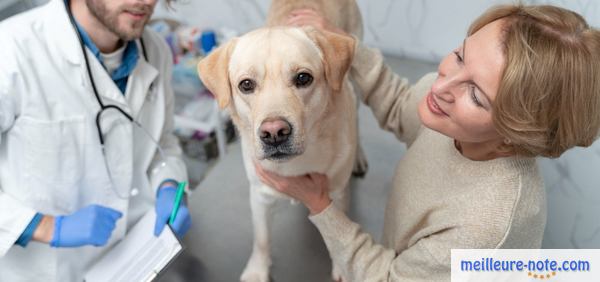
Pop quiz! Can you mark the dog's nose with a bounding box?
[259,118,292,146]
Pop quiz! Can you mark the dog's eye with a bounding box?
[295,73,313,88]
[238,79,256,94]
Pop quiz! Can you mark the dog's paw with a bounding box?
[352,144,369,178]
[332,265,344,282]
[240,254,271,282]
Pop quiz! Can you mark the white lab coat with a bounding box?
[0,0,187,281]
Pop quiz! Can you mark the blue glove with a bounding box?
[154,186,191,238]
[50,205,122,248]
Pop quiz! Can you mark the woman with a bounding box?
[255,4,600,281]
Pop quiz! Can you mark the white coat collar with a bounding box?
[82,41,159,117]
[126,51,159,118]
[43,0,83,65]
[44,0,159,117]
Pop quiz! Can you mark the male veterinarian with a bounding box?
[0,0,191,280]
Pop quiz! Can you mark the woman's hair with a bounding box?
[469,5,600,158]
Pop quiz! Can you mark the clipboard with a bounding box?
[84,210,184,282]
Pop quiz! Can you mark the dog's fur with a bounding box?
[198,1,363,281]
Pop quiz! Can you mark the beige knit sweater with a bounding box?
[309,44,547,281]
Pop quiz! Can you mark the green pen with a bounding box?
[169,181,187,225]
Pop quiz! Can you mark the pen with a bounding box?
[169,181,186,225]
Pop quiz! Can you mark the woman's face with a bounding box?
[418,20,506,143]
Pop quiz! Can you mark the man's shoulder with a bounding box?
[141,28,172,66]
[142,28,170,52]
[0,3,49,44]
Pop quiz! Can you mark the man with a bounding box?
[0,0,191,280]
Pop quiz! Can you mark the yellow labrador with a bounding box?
[198,1,362,281]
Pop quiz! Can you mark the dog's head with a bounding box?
[198,27,355,162]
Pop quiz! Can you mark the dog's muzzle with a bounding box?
[259,117,300,161]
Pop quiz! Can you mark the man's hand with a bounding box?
[32,215,55,243]
[49,205,122,247]
[255,163,331,215]
[154,186,191,238]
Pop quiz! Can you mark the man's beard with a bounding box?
[86,0,151,41]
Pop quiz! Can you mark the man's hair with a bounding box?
[469,4,600,158]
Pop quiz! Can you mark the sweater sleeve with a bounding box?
[350,42,436,145]
[309,204,451,282]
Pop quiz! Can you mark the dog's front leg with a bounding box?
[241,187,275,282]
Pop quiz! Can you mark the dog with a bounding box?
[198,1,363,281]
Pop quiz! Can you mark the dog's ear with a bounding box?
[304,27,356,92]
[198,38,238,109]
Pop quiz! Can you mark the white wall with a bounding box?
[155,0,600,62]
[358,0,600,61]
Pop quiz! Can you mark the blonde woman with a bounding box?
[255,4,600,281]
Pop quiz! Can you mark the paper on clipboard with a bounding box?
[84,210,183,282]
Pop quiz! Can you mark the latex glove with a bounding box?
[50,204,122,247]
[154,187,191,237]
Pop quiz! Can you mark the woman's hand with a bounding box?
[254,163,332,215]
[286,8,348,36]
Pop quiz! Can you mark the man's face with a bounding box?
[86,0,158,41]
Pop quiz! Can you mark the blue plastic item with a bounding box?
[200,30,217,54]
[50,205,122,247]
[154,186,192,238]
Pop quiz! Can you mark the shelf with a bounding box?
[174,100,228,159]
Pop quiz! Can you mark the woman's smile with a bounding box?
[426,91,449,116]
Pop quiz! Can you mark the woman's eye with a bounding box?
[295,72,313,88]
[454,51,464,63]
[470,86,483,107]
[238,79,256,94]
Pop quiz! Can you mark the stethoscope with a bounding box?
[64,2,167,199]
[64,2,148,146]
